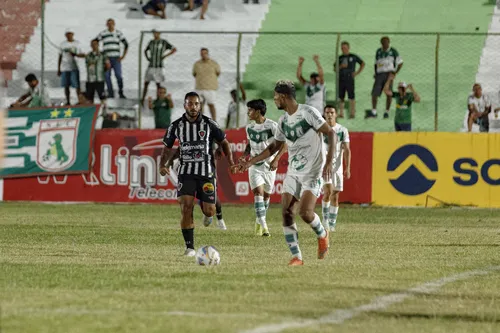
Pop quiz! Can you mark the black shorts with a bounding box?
[86,82,106,102]
[372,72,392,97]
[177,175,217,204]
[339,75,355,100]
[395,123,412,132]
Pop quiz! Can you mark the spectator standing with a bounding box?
[296,55,326,113]
[226,83,247,129]
[383,74,420,132]
[334,41,365,118]
[467,83,491,132]
[11,74,51,108]
[184,0,209,20]
[84,39,110,103]
[148,86,173,129]
[141,29,177,104]
[142,0,167,18]
[58,28,82,105]
[367,36,403,119]
[96,18,129,99]
[192,48,221,120]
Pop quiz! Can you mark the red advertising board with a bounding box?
[3,129,373,204]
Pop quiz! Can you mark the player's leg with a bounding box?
[348,78,356,119]
[300,179,329,259]
[199,0,209,19]
[141,80,150,104]
[205,90,216,120]
[328,171,343,231]
[214,196,227,230]
[338,79,346,118]
[177,175,198,256]
[198,177,216,217]
[105,60,114,98]
[62,72,71,105]
[73,70,81,102]
[282,176,303,265]
[249,168,267,235]
[263,170,276,214]
[383,73,391,118]
[321,183,333,228]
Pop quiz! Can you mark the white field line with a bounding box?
[241,265,500,333]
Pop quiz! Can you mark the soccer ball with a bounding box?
[195,245,221,266]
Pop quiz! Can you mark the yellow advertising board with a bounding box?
[372,133,500,208]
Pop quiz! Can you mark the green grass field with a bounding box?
[1,203,500,333]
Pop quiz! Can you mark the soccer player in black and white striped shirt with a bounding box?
[159,92,235,256]
[141,29,177,104]
[96,19,128,99]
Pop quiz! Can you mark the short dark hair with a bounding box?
[201,47,209,52]
[91,38,99,44]
[184,91,200,101]
[25,73,37,82]
[230,89,237,95]
[341,41,350,47]
[246,99,267,116]
[158,86,166,91]
[381,36,390,43]
[274,80,296,99]
[324,104,336,112]
[310,72,319,79]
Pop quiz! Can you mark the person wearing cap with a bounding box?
[141,29,177,104]
[296,55,325,113]
[467,83,491,132]
[142,0,167,19]
[367,36,403,119]
[58,28,82,105]
[10,74,51,108]
[383,74,420,132]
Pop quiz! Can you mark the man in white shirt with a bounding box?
[58,28,82,105]
[296,55,326,113]
[11,74,51,108]
[467,83,491,132]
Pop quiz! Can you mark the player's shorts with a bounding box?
[145,67,165,83]
[395,122,412,132]
[61,70,80,89]
[371,72,392,97]
[177,175,216,204]
[339,75,355,100]
[197,90,216,105]
[322,168,343,192]
[249,166,276,193]
[283,174,323,199]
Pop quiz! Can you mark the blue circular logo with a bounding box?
[387,144,438,195]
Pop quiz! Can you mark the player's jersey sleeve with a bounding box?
[343,127,350,143]
[274,117,286,142]
[407,92,415,103]
[163,122,177,148]
[393,48,403,65]
[485,96,491,108]
[304,106,326,130]
[467,95,474,107]
[245,125,250,140]
[355,54,364,64]
[270,120,278,139]
[208,118,226,143]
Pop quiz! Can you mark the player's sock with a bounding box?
[329,206,339,227]
[264,198,270,211]
[254,196,268,229]
[371,109,377,116]
[283,224,302,260]
[181,228,194,250]
[309,213,327,239]
[321,201,330,227]
[216,199,223,221]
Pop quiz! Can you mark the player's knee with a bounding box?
[331,192,340,205]
[202,205,216,217]
[323,187,331,201]
[298,208,314,222]
[181,203,194,217]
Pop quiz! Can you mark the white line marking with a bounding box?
[241,265,500,333]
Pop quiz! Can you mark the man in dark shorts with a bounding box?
[383,74,421,131]
[335,41,364,119]
[159,91,235,256]
[367,36,404,119]
[142,0,167,19]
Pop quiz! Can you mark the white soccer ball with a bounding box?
[195,245,221,266]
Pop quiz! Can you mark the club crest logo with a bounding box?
[198,130,206,139]
[36,118,79,172]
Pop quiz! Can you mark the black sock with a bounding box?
[216,199,222,220]
[181,228,194,249]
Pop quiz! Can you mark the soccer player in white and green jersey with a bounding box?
[321,105,351,232]
[239,80,335,266]
[239,99,287,237]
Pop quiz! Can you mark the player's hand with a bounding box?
[298,56,305,64]
[322,163,332,182]
[312,54,319,62]
[238,155,248,163]
[159,166,170,176]
[230,164,241,174]
[239,161,252,173]
[118,56,125,62]
[352,72,358,78]
[344,169,351,180]
[269,159,279,171]
[57,70,61,77]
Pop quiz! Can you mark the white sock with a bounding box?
[283,224,302,259]
[254,196,268,229]
[309,213,327,238]
[371,109,377,115]
[329,206,339,226]
[321,201,330,227]
[264,198,270,211]
[385,109,389,114]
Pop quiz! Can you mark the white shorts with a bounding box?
[197,90,216,105]
[322,168,343,192]
[145,67,165,83]
[283,174,323,199]
[249,167,276,193]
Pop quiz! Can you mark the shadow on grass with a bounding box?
[375,311,500,323]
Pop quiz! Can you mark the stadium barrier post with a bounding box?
[434,33,440,132]
[236,32,242,128]
[335,33,341,109]
[138,31,145,129]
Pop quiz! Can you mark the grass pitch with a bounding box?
[0,203,499,333]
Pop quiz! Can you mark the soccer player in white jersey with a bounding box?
[321,105,351,232]
[238,80,335,266]
[239,99,287,237]
[297,55,326,113]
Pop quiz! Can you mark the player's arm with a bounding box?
[342,142,351,179]
[163,43,177,59]
[210,119,235,169]
[270,142,287,171]
[11,92,31,107]
[408,84,421,103]
[218,139,235,168]
[239,143,251,162]
[296,56,307,85]
[239,83,246,102]
[165,148,180,169]
[313,55,325,85]
[317,123,336,181]
[57,53,62,76]
[144,42,151,61]
[242,140,285,172]
[354,55,365,78]
[159,123,177,176]
[394,49,403,74]
[120,34,129,61]
[383,74,394,97]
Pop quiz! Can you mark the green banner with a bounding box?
[1,106,99,179]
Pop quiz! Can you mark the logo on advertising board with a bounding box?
[235,181,249,196]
